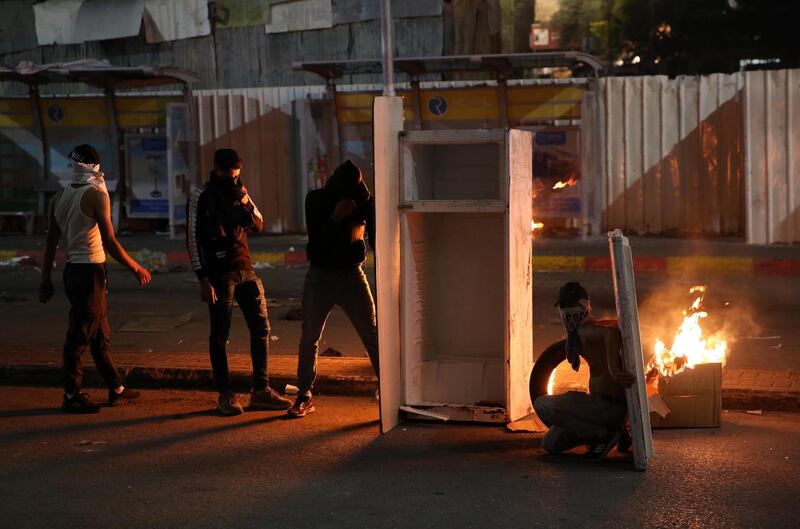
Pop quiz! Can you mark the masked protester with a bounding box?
[39,144,151,413]
[288,160,379,418]
[533,282,637,460]
[187,148,292,415]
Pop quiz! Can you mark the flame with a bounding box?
[552,177,577,190]
[531,219,544,231]
[547,371,556,395]
[647,286,727,379]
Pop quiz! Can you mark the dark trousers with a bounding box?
[208,270,270,393]
[534,391,627,454]
[297,265,379,396]
[62,263,122,394]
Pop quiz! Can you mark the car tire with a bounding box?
[529,339,566,426]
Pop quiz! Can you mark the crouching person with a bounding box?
[187,148,292,415]
[534,282,636,460]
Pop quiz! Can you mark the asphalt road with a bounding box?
[0,263,797,371]
[0,387,798,529]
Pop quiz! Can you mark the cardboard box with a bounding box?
[650,362,722,428]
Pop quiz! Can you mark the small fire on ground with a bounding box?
[531,219,544,231]
[646,285,727,380]
[552,177,577,190]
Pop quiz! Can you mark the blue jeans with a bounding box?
[296,266,379,396]
[208,270,270,393]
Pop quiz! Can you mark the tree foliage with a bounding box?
[552,0,800,75]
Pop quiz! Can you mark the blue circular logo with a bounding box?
[428,95,448,116]
[47,104,64,122]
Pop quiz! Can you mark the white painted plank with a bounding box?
[374,96,405,434]
[605,77,626,229]
[767,69,789,243]
[505,129,533,421]
[624,77,644,232]
[642,76,664,234]
[609,230,653,471]
[745,71,768,244]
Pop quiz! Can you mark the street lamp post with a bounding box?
[381,0,395,96]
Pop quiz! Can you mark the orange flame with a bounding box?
[552,177,577,190]
[531,219,544,231]
[648,286,727,379]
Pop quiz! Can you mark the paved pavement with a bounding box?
[2,233,800,410]
[1,387,799,529]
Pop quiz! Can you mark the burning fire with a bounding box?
[552,177,577,190]
[531,219,544,231]
[647,285,727,379]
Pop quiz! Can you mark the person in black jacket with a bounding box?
[187,148,292,415]
[287,160,379,418]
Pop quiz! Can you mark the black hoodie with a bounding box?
[305,160,375,270]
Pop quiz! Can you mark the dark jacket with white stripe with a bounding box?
[186,177,264,280]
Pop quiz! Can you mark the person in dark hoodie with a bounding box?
[187,148,292,415]
[287,160,379,418]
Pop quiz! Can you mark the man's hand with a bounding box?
[200,277,217,304]
[332,199,357,221]
[39,279,54,303]
[132,265,152,286]
[613,371,637,387]
[240,185,250,206]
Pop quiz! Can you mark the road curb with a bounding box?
[5,249,799,276]
[2,363,797,410]
[0,363,378,397]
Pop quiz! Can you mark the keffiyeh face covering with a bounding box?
[72,161,108,194]
[558,299,593,372]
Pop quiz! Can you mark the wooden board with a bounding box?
[373,96,405,434]
[608,229,653,471]
[505,129,534,421]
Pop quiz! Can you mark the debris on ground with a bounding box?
[253,262,275,269]
[0,292,27,302]
[269,335,279,341]
[135,249,168,273]
[77,440,108,446]
[0,256,31,267]
[746,409,763,415]
[118,312,192,332]
[284,307,304,320]
[320,347,343,357]
[284,384,299,395]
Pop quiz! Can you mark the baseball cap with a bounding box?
[69,144,101,165]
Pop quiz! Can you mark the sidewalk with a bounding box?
[1,348,798,411]
[3,233,799,275]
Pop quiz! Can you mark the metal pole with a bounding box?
[380,0,395,96]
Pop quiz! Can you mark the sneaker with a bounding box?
[217,392,244,416]
[108,387,141,406]
[249,387,292,410]
[585,429,623,461]
[287,396,315,418]
[61,392,100,414]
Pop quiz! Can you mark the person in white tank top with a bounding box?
[39,144,152,414]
